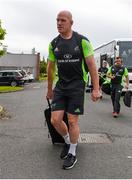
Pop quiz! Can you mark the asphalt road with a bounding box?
[0,81,132,179]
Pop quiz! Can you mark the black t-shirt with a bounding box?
[98,67,108,79]
[98,67,108,74]
[111,65,125,84]
[52,32,86,90]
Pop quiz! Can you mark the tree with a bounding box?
[0,20,6,57]
[40,57,47,75]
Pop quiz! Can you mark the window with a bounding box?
[0,72,3,77]
[6,72,14,76]
[118,41,132,69]
[2,72,8,76]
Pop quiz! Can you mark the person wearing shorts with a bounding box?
[46,10,100,170]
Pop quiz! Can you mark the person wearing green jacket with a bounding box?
[107,56,129,117]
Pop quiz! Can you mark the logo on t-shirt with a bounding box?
[74,46,80,51]
[74,108,81,113]
[64,54,72,59]
[54,47,59,52]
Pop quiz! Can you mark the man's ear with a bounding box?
[71,20,73,25]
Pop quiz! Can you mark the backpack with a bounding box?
[102,80,111,95]
[51,31,89,73]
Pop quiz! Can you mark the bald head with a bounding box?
[57,10,73,22]
[56,10,73,36]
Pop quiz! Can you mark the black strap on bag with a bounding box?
[44,97,51,127]
[46,97,51,109]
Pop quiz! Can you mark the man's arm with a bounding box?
[81,39,100,101]
[46,42,56,99]
[125,75,129,89]
[124,68,129,89]
[85,55,100,101]
[47,60,56,99]
[107,73,115,79]
[106,67,115,79]
[86,55,99,90]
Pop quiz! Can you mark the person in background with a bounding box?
[46,10,100,170]
[107,56,129,117]
[98,61,108,98]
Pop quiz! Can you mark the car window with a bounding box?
[19,71,25,76]
[2,72,8,76]
[15,72,22,76]
[7,72,14,76]
[22,70,27,76]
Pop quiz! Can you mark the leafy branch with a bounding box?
[0,20,6,57]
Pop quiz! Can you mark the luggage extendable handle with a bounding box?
[46,97,51,109]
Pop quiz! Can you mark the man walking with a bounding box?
[46,10,100,169]
[107,56,129,117]
[98,60,109,98]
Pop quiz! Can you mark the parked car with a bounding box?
[27,72,34,82]
[0,70,24,87]
[18,69,29,83]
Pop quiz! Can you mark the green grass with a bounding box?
[39,76,47,81]
[0,86,24,93]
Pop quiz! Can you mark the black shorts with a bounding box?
[51,87,85,115]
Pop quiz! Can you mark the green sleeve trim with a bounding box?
[81,60,88,83]
[124,67,128,76]
[82,39,94,58]
[47,43,56,62]
[81,39,94,83]
[121,68,129,86]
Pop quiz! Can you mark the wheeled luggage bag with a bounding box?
[123,90,131,107]
[44,98,69,144]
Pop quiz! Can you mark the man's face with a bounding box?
[56,14,72,34]
[114,58,122,67]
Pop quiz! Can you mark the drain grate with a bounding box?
[78,133,112,144]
